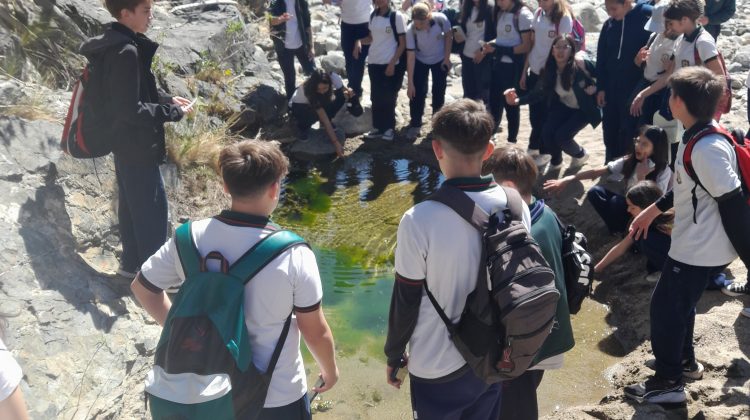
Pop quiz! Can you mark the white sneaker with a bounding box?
[645,271,661,283]
[569,151,590,169]
[741,307,750,318]
[527,148,540,157]
[534,154,551,167]
[364,129,383,139]
[548,162,564,171]
[406,126,421,140]
[381,128,395,142]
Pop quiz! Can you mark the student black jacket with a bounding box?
[80,22,183,165]
[269,0,312,52]
[518,57,601,128]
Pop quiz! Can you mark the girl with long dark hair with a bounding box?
[544,125,673,234]
[456,0,494,103]
[505,35,599,171]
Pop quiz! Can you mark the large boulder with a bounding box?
[320,51,347,77]
[572,3,607,33]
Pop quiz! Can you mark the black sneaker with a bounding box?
[298,129,309,142]
[644,358,704,380]
[624,375,685,404]
[347,97,364,117]
[722,281,750,297]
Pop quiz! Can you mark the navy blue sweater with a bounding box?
[596,2,652,97]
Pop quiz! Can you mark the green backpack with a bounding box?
[145,222,307,420]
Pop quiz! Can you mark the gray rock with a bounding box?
[332,100,373,135]
[573,3,604,33]
[289,127,346,160]
[238,78,288,133]
[320,52,347,77]
[734,46,750,69]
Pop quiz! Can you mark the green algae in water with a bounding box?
[282,173,332,226]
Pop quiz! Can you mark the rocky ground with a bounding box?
[0,0,748,419]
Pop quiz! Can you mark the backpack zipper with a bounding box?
[497,283,559,315]
[490,266,554,295]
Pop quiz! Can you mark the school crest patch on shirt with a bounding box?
[548,30,556,38]
[505,24,512,32]
[681,59,690,67]
[386,27,392,33]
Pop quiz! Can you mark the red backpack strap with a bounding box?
[682,125,733,222]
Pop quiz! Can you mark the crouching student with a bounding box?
[483,145,575,420]
[290,70,350,157]
[505,35,598,171]
[544,125,671,234]
[131,140,339,418]
[405,1,453,140]
[384,99,510,419]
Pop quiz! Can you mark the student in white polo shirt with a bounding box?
[354,0,406,142]
[484,0,533,143]
[521,0,573,165]
[385,99,528,419]
[131,140,339,419]
[404,2,452,140]
[324,0,372,116]
[456,0,494,104]
[269,0,317,100]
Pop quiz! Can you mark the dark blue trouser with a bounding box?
[291,89,346,131]
[277,46,316,100]
[368,63,404,131]
[651,258,727,381]
[460,54,490,105]
[410,59,448,128]
[489,58,522,142]
[635,227,671,272]
[498,369,544,420]
[525,71,547,152]
[341,22,370,98]
[602,85,641,163]
[114,156,168,272]
[258,394,311,420]
[542,100,587,165]
[704,24,720,41]
[410,368,502,420]
[586,185,628,234]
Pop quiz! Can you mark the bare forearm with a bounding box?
[301,318,337,376]
[131,273,171,326]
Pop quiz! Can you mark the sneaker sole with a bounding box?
[721,288,747,297]
[624,388,686,404]
[644,360,704,380]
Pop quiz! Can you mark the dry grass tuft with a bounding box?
[166,113,243,173]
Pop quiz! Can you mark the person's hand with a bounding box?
[353,40,361,60]
[334,141,344,158]
[385,63,395,76]
[630,92,645,116]
[596,91,606,108]
[593,262,603,275]
[407,83,416,99]
[441,59,452,72]
[698,16,709,26]
[504,88,519,106]
[473,50,485,64]
[316,368,339,393]
[343,87,354,100]
[519,72,527,90]
[584,85,597,95]
[543,178,568,195]
[629,204,660,240]
[174,97,195,114]
[281,12,293,22]
[386,355,408,389]
[636,46,649,66]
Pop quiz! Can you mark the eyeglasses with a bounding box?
[552,44,571,50]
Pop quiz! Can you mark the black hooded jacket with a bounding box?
[80,22,183,165]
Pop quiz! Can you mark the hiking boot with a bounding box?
[569,151,590,169]
[624,375,686,404]
[364,129,383,139]
[722,281,750,297]
[117,267,137,278]
[381,128,395,142]
[534,154,552,167]
[645,271,662,283]
[741,307,750,319]
[405,125,421,140]
[644,359,704,380]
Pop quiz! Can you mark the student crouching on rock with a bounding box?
[483,146,575,420]
[505,34,597,173]
[355,0,407,142]
[290,70,350,158]
[404,1,453,141]
[87,0,192,279]
[269,0,317,100]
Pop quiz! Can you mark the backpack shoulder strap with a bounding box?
[174,222,201,278]
[682,124,734,222]
[229,230,308,284]
[646,32,657,49]
[390,10,400,45]
[426,184,489,232]
[500,186,525,223]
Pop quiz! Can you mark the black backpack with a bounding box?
[425,185,559,383]
[554,216,593,314]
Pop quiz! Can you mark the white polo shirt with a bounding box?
[672,28,718,72]
[406,13,450,65]
[670,127,740,266]
[395,179,531,379]
[140,212,324,408]
[463,8,485,58]
[368,11,407,65]
[606,156,673,194]
[528,10,572,74]
[284,0,303,49]
[340,0,373,24]
[0,338,22,402]
[643,33,676,82]
[290,72,345,106]
[493,7,533,63]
